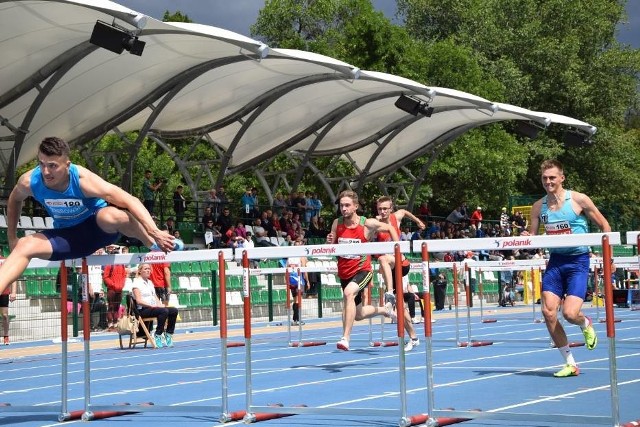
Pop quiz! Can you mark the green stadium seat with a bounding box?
[200,291,212,307]
[190,262,202,275]
[178,293,190,307]
[0,229,8,244]
[25,279,41,297]
[200,276,212,288]
[41,279,57,297]
[189,292,201,308]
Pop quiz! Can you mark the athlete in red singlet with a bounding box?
[326,191,399,351]
[376,196,425,351]
[376,196,425,300]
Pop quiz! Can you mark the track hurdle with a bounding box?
[0,258,71,421]
[239,241,423,427]
[411,233,627,427]
[60,248,249,422]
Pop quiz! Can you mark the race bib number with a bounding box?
[544,221,572,235]
[44,198,87,219]
[338,237,362,259]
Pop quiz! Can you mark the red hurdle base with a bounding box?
[370,341,399,347]
[226,403,284,421]
[457,341,493,347]
[227,341,246,348]
[64,402,153,421]
[621,419,640,426]
[599,318,622,323]
[481,319,497,323]
[252,404,307,422]
[289,341,327,347]
[406,408,475,426]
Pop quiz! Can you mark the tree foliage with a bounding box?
[250,0,640,229]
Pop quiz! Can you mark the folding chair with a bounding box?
[118,294,158,349]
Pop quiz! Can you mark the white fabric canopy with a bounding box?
[0,0,596,182]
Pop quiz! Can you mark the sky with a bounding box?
[116,0,639,48]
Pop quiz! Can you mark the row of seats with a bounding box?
[0,215,54,229]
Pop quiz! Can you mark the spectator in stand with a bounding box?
[204,220,222,249]
[280,210,293,237]
[432,272,447,311]
[500,207,511,236]
[252,218,277,247]
[201,206,215,226]
[304,191,314,225]
[272,192,287,215]
[0,260,17,344]
[417,201,431,222]
[142,170,163,215]
[217,186,229,211]
[226,230,245,249]
[307,215,323,238]
[250,187,261,217]
[272,212,285,237]
[287,240,310,325]
[103,245,128,331]
[150,248,171,307]
[205,188,221,220]
[511,210,528,235]
[88,248,108,331]
[172,230,182,241]
[132,263,178,348]
[401,226,413,241]
[470,206,483,229]
[172,185,187,223]
[259,210,276,237]
[216,206,234,234]
[293,191,307,218]
[235,220,248,240]
[240,187,256,220]
[309,192,323,221]
[446,206,465,224]
[161,217,176,235]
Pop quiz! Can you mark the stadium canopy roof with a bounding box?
[0,0,596,203]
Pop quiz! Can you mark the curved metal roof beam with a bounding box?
[154,73,348,139]
[68,55,253,146]
[290,92,412,189]
[229,91,419,175]
[7,42,99,187]
[366,123,480,181]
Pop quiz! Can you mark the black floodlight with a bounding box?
[90,20,145,56]
[515,121,541,139]
[395,94,434,117]
[563,130,592,147]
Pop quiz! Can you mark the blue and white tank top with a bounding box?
[30,164,107,228]
[540,190,589,255]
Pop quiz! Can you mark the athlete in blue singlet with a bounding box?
[0,137,176,295]
[525,159,610,377]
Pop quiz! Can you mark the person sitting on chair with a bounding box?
[131,263,178,348]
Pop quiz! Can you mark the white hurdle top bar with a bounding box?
[627,231,639,245]
[412,232,620,253]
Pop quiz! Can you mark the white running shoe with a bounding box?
[337,337,350,351]
[404,338,420,352]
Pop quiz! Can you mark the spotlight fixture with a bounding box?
[395,94,434,117]
[514,121,542,139]
[89,20,145,56]
[563,130,592,146]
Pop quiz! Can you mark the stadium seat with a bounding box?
[200,291,212,307]
[0,215,7,228]
[44,217,54,228]
[32,216,46,229]
[19,216,33,229]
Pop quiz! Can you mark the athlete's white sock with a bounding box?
[558,345,576,366]
[581,317,591,329]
